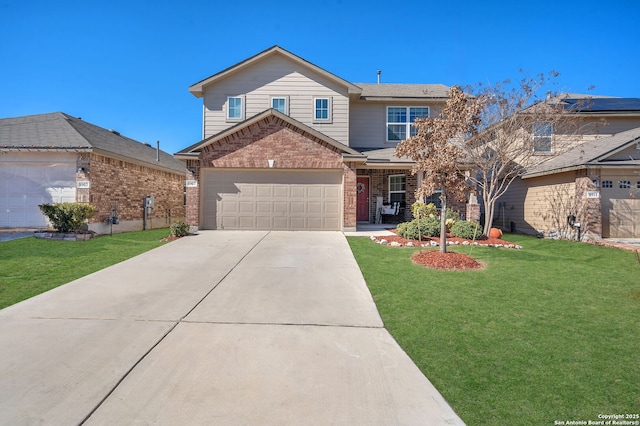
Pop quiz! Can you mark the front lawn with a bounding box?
[0,229,170,309]
[348,234,640,425]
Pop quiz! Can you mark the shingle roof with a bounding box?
[523,126,640,178]
[355,83,450,99]
[175,108,366,159]
[0,112,185,174]
[356,147,414,164]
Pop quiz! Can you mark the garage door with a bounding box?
[607,199,640,238]
[0,155,76,228]
[202,169,342,230]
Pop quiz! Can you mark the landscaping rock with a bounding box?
[390,241,402,247]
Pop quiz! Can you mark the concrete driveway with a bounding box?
[0,231,464,425]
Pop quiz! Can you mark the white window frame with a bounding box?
[226,95,245,122]
[271,96,289,115]
[532,121,553,154]
[313,97,332,123]
[388,174,406,204]
[386,106,430,142]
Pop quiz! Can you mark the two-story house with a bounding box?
[496,97,640,239]
[176,45,454,231]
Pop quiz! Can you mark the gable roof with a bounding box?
[0,112,185,173]
[523,126,640,179]
[355,83,450,100]
[189,45,362,98]
[175,108,366,160]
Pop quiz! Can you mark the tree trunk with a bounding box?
[483,197,495,236]
[440,188,447,253]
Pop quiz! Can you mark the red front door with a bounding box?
[356,176,369,221]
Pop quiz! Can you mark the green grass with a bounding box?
[348,234,640,425]
[0,229,170,309]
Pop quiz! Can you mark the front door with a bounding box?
[356,176,369,222]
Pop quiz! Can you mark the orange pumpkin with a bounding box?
[489,228,503,239]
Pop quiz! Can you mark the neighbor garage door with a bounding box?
[201,169,342,230]
[607,199,640,238]
[0,153,76,228]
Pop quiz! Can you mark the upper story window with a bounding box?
[532,121,553,154]
[271,96,288,114]
[389,175,406,205]
[314,97,332,123]
[226,96,245,121]
[387,107,429,142]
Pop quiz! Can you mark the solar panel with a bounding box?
[563,98,640,112]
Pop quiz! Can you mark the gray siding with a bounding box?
[202,55,349,145]
[349,101,444,148]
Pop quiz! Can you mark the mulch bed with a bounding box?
[412,250,484,270]
[374,229,518,271]
[374,229,518,248]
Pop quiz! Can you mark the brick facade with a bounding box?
[356,168,470,223]
[186,115,357,230]
[83,153,185,233]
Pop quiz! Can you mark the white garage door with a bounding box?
[202,169,342,230]
[0,153,76,228]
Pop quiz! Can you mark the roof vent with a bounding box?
[109,129,120,136]
[377,70,381,84]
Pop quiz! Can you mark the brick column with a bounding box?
[343,162,357,231]
[185,160,200,229]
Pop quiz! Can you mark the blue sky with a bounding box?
[2,0,639,155]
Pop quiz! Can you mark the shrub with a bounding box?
[451,220,483,240]
[445,207,460,222]
[411,201,437,220]
[397,216,441,239]
[38,203,95,233]
[169,221,190,237]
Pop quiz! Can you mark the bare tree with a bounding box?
[463,72,592,236]
[395,86,481,253]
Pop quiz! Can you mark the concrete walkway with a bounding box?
[0,231,464,425]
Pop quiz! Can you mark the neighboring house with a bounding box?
[0,112,186,233]
[176,45,464,231]
[496,98,640,239]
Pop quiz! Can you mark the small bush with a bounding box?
[38,203,95,233]
[397,216,441,239]
[169,221,190,237]
[411,201,437,220]
[451,220,483,240]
